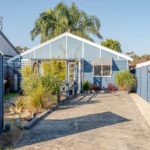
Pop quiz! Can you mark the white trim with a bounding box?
[117,55,119,60]
[82,42,84,58]
[8,32,133,62]
[66,36,67,59]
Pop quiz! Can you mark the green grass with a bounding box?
[4,93,19,100]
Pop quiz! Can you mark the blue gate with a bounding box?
[133,65,150,103]
[0,53,3,137]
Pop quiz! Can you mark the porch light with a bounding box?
[148,70,150,73]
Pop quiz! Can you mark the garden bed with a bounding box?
[9,95,58,130]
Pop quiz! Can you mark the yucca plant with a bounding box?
[115,70,136,92]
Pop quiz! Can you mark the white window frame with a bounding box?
[93,65,112,77]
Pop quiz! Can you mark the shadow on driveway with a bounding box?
[15,111,130,148]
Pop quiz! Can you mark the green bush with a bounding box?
[19,57,66,111]
[115,70,136,92]
[82,80,91,91]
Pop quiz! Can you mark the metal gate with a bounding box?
[0,52,3,137]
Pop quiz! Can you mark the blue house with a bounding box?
[7,32,132,92]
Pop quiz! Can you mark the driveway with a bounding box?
[15,93,150,150]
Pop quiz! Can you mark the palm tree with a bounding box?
[30,2,102,43]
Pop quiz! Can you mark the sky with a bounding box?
[0,0,150,56]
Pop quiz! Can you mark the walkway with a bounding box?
[15,93,150,150]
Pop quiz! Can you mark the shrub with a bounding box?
[15,98,27,109]
[115,70,136,92]
[91,84,101,91]
[19,57,66,111]
[107,83,116,92]
[4,69,13,92]
[82,80,91,91]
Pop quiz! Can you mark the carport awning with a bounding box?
[92,58,112,66]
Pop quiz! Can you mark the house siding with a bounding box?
[35,44,50,59]
[101,49,118,59]
[51,36,66,58]
[67,36,82,58]
[84,43,100,59]
[0,53,3,137]
[84,59,127,88]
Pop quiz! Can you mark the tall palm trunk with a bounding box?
[67,28,71,33]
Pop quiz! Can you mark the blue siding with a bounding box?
[136,68,141,96]
[0,54,3,137]
[67,36,82,58]
[84,43,99,59]
[84,60,93,83]
[134,65,150,103]
[51,37,66,58]
[148,66,150,103]
[35,44,50,59]
[140,66,148,101]
[101,49,118,59]
[84,59,127,88]
[22,51,34,59]
[119,56,125,59]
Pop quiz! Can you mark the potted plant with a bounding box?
[82,80,91,93]
[91,84,101,93]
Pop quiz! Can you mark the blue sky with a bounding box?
[0,0,150,56]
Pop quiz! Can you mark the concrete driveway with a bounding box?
[15,93,150,150]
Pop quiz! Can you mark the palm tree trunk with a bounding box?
[67,28,71,33]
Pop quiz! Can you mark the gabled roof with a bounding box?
[0,30,19,56]
[8,32,133,62]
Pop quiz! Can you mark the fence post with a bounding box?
[57,90,60,103]
[74,81,77,95]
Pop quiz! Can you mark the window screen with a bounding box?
[94,65,111,77]
[103,66,111,76]
[94,66,101,76]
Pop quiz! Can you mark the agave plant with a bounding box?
[30,2,102,43]
[115,70,136,92]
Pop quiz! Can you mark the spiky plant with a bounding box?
[115,70,136,92]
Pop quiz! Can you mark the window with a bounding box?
[94,66,101,76]
[103,66,111,76]
[94,65,111,77]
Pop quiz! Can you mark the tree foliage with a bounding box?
[16,46,30,51]
[30,2,102,43]
[101,39,122,53]
[126,51,150,64]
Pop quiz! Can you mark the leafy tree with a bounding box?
[101,39,122,53]
[126,52,150,64]
[15,46,30,51]
[30,2,102,43]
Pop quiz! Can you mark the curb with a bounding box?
[9,96,20,106]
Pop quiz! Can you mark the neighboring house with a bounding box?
[0,30,19,64]
[130,60,150,69]
[8,32,133,92]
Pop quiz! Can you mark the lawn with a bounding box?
[4,93,19,100]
